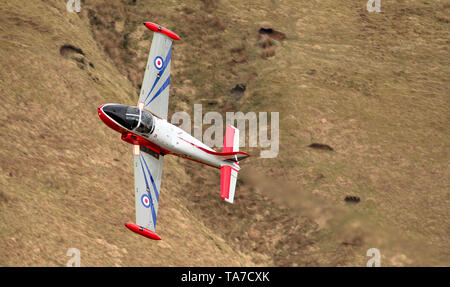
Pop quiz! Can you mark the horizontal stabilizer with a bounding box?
[205,150,249,162]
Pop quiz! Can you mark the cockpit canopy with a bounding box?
[102,104,155,134]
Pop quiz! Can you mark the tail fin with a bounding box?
[220,125,240,203]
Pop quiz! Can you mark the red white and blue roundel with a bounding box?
[154,56,164,70]
[141,194,151,208]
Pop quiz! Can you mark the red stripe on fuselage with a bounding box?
[220,166,232,200]
[124,222,161,240]
[223,126,235,153]
[177,154,220,169]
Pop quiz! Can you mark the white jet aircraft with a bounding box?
[97,22,249,240]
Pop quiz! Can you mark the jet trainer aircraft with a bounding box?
[97,22,249,240]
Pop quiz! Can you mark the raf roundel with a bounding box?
[141,194,151,208]
[154,56,164,70]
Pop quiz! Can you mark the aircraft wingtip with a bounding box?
[143,22,180,41]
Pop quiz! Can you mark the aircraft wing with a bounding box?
[133,145,164,232]
[138,23,176,119]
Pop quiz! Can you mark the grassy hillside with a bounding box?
[0,0,448,266]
